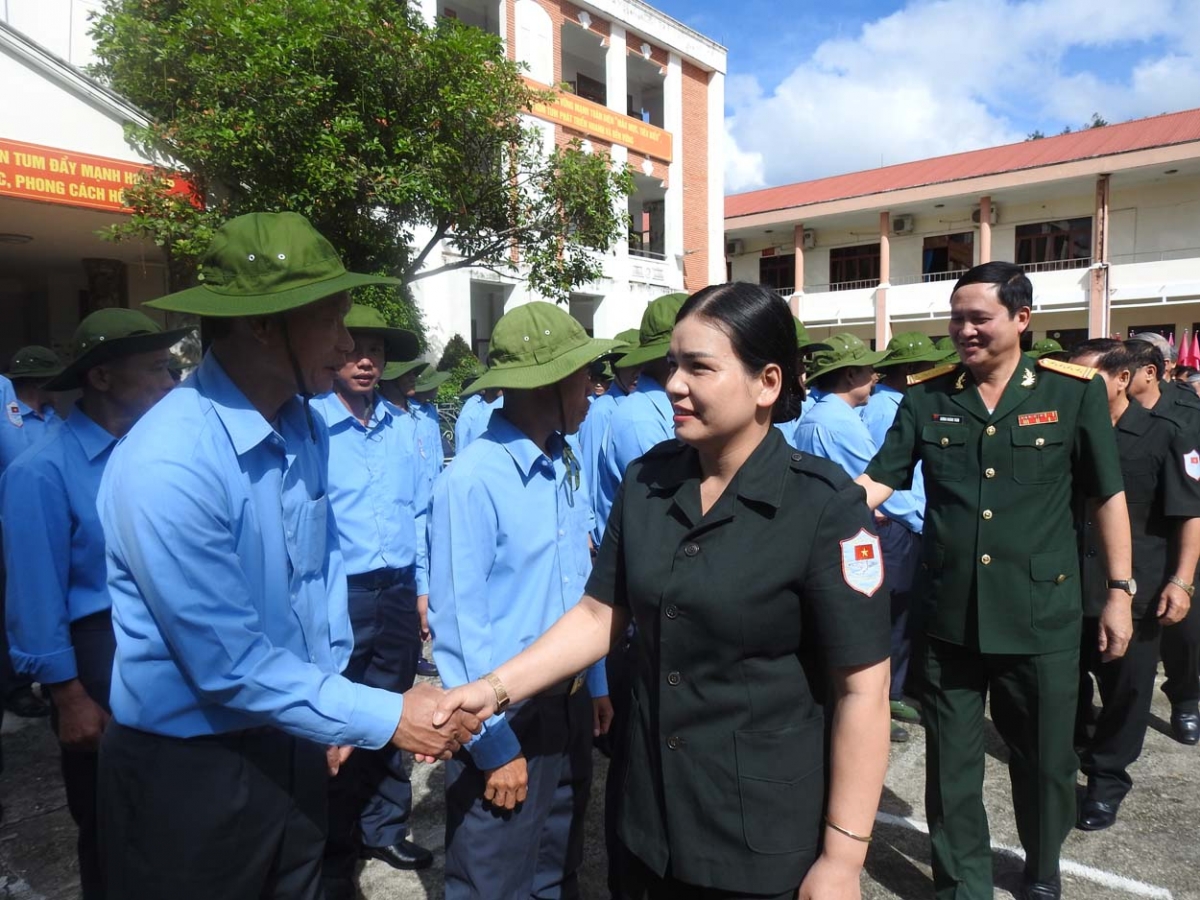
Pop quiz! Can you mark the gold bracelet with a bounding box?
[482,672,510,712]
[824,816,872,843]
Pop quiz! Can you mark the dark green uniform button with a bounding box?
[666,736,681,750]
[684,543,700,557]
[665,605,678,619]
[667,671,681,686]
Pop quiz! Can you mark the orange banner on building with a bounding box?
[0,138,164,214]
[525,79,673,163]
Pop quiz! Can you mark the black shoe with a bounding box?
[1021,869,1062,900]
[1076,797,1119,831]
[890,723,910,743]
[4,685,48,718]
[362,839,433,871]
[1170,708,1200,745]
[415,657,439,678]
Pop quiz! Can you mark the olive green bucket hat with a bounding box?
[615,293,689,368]
[6,346,64,380]
[1025,337,1067,360]
[414,369,451,393]
[934,336,960,362]
[598,328,640,365]
[45,308,194,391]
[144,212,402,317]
[875,331,944,368]
[465,302,621,394]
[807,333,889,381]
[344,304,419,363]
[381,358,430,382]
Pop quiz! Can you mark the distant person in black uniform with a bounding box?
[433,282,893,900]
[1070,340,1198,831]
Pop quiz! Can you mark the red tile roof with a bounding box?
[725,107,1200,219]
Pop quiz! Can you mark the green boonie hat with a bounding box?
[459,360,487,395]
[601,328,641,367]
[144,212,402,317]
[465,302,621,394]
[381,358,429,382]
[344,304,419,363]
[45,308,194,391]
[616,293,689,368]
[875,331,943,368]
[935,336,959,362]
[414,369,450,393]
[6,345,64,380]
[807,333,889,381]
[1025,337,1067,360]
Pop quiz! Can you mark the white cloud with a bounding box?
[725,0,1200,192]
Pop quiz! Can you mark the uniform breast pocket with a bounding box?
[921,424,968,482]
[289,495,329,579]
[1011,424,1067,484]
[1120,457,1158,504]
[733,718,825,855]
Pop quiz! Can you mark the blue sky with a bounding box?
[650,0,1200,192]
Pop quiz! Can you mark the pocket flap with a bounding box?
[1011,424,1065,447]
[734,718,824,784]
[1030,550,1075,583]
[921,424,967,447]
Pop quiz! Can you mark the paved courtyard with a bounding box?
[1,670,1197,900]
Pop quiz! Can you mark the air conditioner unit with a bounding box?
[971,206,999,225]
[802,229,817,250]
[892,214,915,235]
[725,238,744,256]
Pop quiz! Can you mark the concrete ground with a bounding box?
[1,671,1197,900]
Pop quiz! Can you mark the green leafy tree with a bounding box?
[88,0,634,339]
[437,334,476,372]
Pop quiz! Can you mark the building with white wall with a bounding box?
[725,109,1200,353]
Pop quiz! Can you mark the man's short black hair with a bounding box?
[951,261,1033,316]
[1125,339,1165,380]
[1070,338,1131,376]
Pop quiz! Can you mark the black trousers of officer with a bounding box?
[48,611,114,900]
[444,686,592,900]
[921,638,1079,900]
[879,520,920,699]
[99,723,328,900]
[1076,615,1162,805]
[325,567,420,882]
[1161,598,1200,711]
[604,632,636,899]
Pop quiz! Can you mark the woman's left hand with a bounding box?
[796,854,862,900]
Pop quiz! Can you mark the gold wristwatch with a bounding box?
[483,672,510,712]
[1168,575,1196,598]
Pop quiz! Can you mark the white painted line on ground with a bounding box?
[874,812,1174,900]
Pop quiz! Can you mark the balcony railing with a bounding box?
[1017,257,1091,273]
[629,246,667,261]
[1110,247,1200,264]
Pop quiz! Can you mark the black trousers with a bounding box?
[99,723,328,900]
[604,632,637,899]
[444,687,592,900]
[1076,615,1162,805]
[615,842,797,900]
[879,520,920,700]
[1161,596,1200,708]
[47,611,114,900]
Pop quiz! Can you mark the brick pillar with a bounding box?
[1088,175,1111,337]
[979,196,992,263]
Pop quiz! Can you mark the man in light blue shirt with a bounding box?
[454,383,504,452]
[577,328,638,544]
[774,319,829,447]
[313,303,434,888]
[596,293,688,540]
[429,302,618,900]
[0,346,64,475]
[860,331,945,726]
[1,311,185,900]
[95,212,479,900]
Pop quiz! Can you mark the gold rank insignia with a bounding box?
[1037,358,1097,381]
[907,363,959,387]
[1021,367,1036,387]
[954,371,966,390]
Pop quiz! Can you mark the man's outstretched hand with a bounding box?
[393,682,482,760]
[432,679,499,729]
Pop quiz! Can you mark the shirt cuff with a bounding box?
[11,646,78,685]
[415,572,429,596]
[586,662,608,698]
[343,682,405,750]
[467,714,522,770]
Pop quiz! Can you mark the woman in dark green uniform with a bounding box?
[433,283,892,899]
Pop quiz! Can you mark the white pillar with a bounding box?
[606,25,627,114]
[497,0,508,51]
[664,53,684,276]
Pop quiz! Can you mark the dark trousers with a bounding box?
[879,520,920,700]
[921,638,1078,900]
[99,723,328,900]
[604,633,637,899]
[615,842,796,900]
[444,687,593,900]
[1076,615,1161,805]
[1161,595,1200,709]
[47,612,114,900]
[325,567,419,883]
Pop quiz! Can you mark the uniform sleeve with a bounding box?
[413,435,432,597]
[426,469,521,770]
[1163,429,1200,519]
[1,463,77,684]
[586,478,628,609]
[802,484,891,668]
[865,392,921,491]
[1073,376,1125,499]
[100,454,404,750]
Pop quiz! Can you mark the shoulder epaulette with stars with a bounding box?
[1037,358,1097,381]
[907,363,959,386]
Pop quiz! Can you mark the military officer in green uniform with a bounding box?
[857,262,1133,900]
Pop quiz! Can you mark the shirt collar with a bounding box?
[65,405,117,461]
[646,427,789,511]
[314,390,392,430]
[1117,398,1152,436]
[488,411,562,479]
[196,354,297,457]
